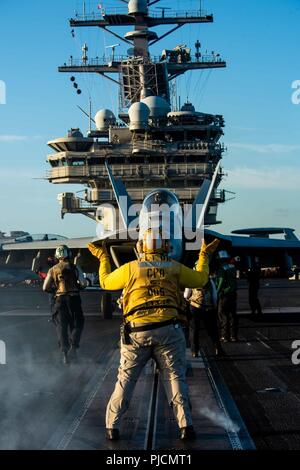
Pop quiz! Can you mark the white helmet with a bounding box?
[55,245,71,260]
[141,228,170,254]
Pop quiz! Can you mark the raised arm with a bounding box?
[179,239,219,289]
[87,242,130,290]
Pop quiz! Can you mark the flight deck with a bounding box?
[0,282,300,451]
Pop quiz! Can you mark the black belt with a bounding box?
[126,318,179,333]
[123,304,181,319]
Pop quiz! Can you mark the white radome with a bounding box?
[94,109,116,131]
[128,101,150,130]
[141,96,171,118]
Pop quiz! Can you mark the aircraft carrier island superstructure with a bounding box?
[46,0,228,225]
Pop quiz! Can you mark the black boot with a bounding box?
[180,425,196,440]
[106,428,120,441]
[214,342,225,357]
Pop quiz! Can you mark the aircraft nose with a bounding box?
[138,190,183,260]
[142,189,180,212]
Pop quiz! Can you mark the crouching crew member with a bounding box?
[43,245,87,364]
[88,230,219,442]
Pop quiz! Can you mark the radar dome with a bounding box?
[141,96,171,118]
[128,0,148,15]
[94,109,116,131]
[128,101,150,131]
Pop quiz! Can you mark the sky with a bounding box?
[0,0,299,238]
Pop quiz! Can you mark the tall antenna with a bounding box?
[77,104,96,124]
[89,98,92,133]
[170,79,178,111]
[82,43,88,64]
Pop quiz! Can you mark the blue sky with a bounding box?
[0,0,299,238]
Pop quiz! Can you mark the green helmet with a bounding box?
[55,245,71,260]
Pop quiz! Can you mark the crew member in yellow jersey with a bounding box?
[88,229,219,441]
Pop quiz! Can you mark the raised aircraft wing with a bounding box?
[1,162,300,284]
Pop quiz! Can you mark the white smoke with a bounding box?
[200,407,240,433]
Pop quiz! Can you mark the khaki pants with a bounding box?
[106,323,192,430]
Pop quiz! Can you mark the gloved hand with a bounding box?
[200,238,220,256]
[87,241,109,260]
[136,239,142,254]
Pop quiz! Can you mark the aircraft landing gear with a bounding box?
[101,293,112,319]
